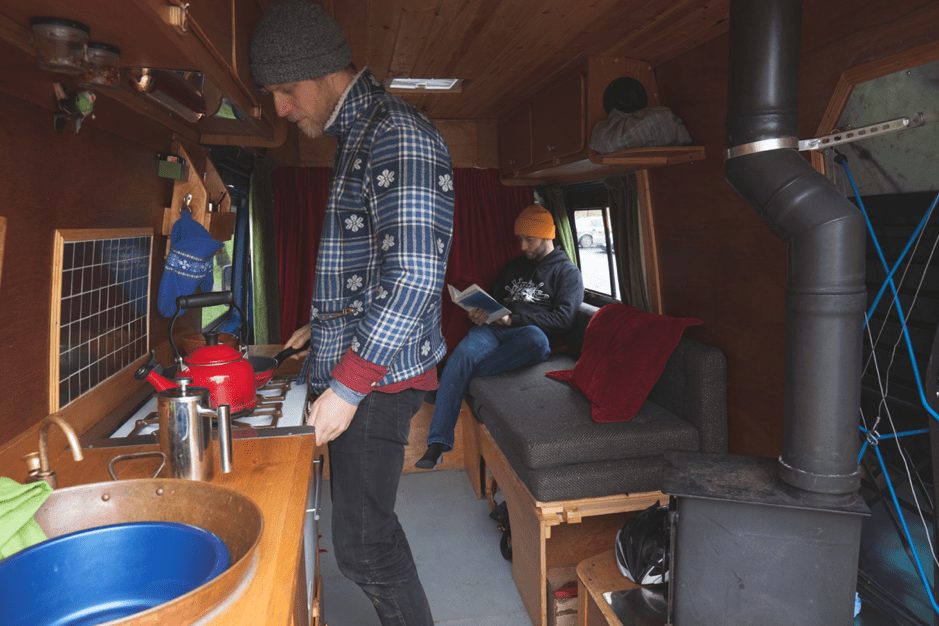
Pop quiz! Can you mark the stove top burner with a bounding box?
[128,377,293,437]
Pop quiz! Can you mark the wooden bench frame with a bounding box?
[458,402,664,626]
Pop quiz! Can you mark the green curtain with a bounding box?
[538,185,576,263]
[249,156,280,345]
[605,174,650,310]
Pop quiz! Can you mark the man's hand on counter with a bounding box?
[305,388,356,444]
[285,325,311,358]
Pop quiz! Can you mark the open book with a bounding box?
[448,284,511,324]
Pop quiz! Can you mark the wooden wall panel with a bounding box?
[649,0,939,458]
[0,92,195,447]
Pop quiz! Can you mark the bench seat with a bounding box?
[458,303,727,625]
[467,332,727,503]
[467,357,701,501]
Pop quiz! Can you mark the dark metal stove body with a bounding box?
[662,0,869,623]
[665,453,867,625]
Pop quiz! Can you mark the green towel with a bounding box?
[0,476,52,559]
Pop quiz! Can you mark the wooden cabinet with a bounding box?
[0,1,284,146]
[530,70,586,164]
[497,56,705,185]
[498,103,533,174]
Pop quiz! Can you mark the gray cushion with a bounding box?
[465,306,727,503]
[468,358,700,471]
[515,456,669,502]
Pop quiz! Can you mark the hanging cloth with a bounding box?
[157,210,222,317]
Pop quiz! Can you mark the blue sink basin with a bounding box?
[0,521,230,626]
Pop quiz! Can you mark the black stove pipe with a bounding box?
[725,0,866,495]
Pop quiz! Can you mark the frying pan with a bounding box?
[249,340,309,388]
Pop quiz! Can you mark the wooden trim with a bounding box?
[636,170,663,313]
[53,228,154,242]
[47,227,155,413]
[501,146,706,187]
[48,230,66,412]
[818,39,939,136]
[460,401,484,499]
[577,551,636,626]
[99,88,200,142]
[588,146,705,167]
[812,39,939,176]
[0,12,31,54]
[0,215,6,291]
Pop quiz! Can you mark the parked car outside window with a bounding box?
[573,208,619,298]
[576,215,605,248]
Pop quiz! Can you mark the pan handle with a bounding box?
[273,339,311,367]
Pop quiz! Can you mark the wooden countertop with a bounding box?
[37,345,316,625]
[4,343,432,625]
[51,434,316,625]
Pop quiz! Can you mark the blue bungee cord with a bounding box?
[865,192,938,325]
[839,156,939,423]
[839,154,939,615]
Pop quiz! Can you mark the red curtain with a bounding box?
[271,167,330,342]
[443,169,533,349]
[270,167,532,348]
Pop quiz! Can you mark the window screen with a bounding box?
[51,229,153,409]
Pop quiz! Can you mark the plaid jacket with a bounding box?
[304,69,454,395]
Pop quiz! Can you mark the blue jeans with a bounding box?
[428,325,552,450]
[329,388,433,626]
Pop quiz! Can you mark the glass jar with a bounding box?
[80,42,121,88]
[30,17,89,74]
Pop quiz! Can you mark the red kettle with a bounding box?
[136,331,258,414]
[136,291,260,414]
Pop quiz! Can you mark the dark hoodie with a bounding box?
[491,248,584,338]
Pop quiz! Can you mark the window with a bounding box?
[573,207,620,298]
[51,229,153,410]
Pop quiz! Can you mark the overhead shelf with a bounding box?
[501,145,706,186]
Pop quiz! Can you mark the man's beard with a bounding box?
[297,117,325,140]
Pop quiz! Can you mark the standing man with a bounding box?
[416,205,584,468]
[251,3,454,624]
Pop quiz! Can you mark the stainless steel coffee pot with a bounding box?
[155,377,233,481]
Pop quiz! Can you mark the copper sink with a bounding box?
[34,479,263,624]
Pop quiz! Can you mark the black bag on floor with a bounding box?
[615,501,670,585]
[489,498,512,561]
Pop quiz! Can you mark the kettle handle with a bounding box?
[217,405,233,474]
[176,291,234,309]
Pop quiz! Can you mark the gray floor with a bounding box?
[318,469,532,626]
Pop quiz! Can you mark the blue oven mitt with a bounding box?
[158,211,222,317]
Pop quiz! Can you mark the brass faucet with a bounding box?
[23,415,84,489]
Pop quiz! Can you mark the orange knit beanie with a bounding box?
[514,204,556,240]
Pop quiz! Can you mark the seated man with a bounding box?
[416,204,585,468]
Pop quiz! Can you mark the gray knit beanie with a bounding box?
[250,0,351,86]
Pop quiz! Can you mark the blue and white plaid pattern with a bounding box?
[304,70,454,392]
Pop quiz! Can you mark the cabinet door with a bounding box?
[234,0,263,91]
[531,70,586,164]
[188,0,234,67]
[498,103,533,173]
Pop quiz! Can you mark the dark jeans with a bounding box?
[328,387,433,626]
[428,324,552,450]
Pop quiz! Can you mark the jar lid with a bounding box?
[87,41,121,55]
[29,16,90,34]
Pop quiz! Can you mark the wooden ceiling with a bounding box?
[318,0,729,120]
